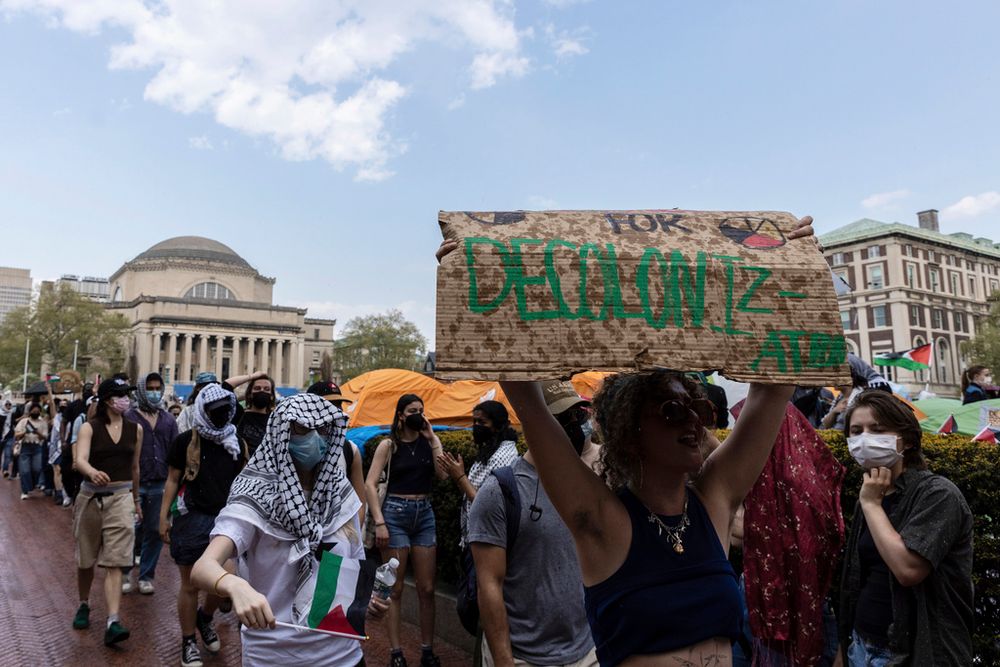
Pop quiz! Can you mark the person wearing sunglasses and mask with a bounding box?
[237,374,276,457]
[307,381,366,526]
[122,372,178,595]
[838,391,973,666]
[160,383,247,667]
[468,382,599,667]
[71,378,143,647]
[365,393,447,667]
[191,393,388,666]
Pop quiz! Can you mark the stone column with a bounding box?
[246,338,257,375]
[215,336,224,378]
[166,332,178,385]
[151,331,162,374]
[292,339,305,389]
[198,335,209,374]
[135,332,152,377]
[231,336,242,380]
[274,340,285,386]
[260,338,271,377]
[180,334,193,382]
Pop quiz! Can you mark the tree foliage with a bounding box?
[0,284,131,389]
[963,298,1000,374]
[333,309,428,381]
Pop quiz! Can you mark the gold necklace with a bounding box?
[644,494,690,554]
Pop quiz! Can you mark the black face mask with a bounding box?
[563,421,586,456]
[208,407,230,428]
[250,392,271,409]
[472,424,493,446]
[30,411,41,419]
[404,413,425,432]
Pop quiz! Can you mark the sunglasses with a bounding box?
[556,407,589,428]
[657,398,716,428]
[291,422,335,438]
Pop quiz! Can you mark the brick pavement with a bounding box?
[0,479,471,666]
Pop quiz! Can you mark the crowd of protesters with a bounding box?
[0,216,987,666]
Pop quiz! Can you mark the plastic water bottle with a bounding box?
[372,558,399,600]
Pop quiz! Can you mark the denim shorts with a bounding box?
[383,496,436,549]
[169,510,217,566]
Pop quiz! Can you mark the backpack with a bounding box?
[455,465,522,636]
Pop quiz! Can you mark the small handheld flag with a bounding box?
[937,415,958,435]
[299,552,375,640]
[873,344,932,371]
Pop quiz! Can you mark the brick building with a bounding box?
[819,210,1000,397]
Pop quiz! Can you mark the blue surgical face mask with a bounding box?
[288,430,329,469]
[147,391,163,404]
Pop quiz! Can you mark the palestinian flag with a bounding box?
[873,344,932,371]
[937,415,958,434]
[304,552,375,639]
[971,427,997,444]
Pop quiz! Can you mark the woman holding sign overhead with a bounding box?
[438,215,816,665]
[191,392,387,667]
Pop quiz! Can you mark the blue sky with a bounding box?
[2,1,999,344]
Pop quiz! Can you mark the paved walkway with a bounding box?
[0,478,471,666]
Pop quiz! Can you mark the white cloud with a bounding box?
[188,135,212,150]
[943,191,1000,218]
[861,189,910,209]
[447,94,466,110]
[543,22,589,61]
[4,0,536,180]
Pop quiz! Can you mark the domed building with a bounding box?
[108,236,333,392]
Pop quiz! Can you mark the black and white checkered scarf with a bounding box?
[225,392,360,620]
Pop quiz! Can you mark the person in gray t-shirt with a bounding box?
[468,380,599,667]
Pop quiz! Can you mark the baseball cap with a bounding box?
[540,380,589,416]
[195,371,218,385]
[97,378,135,400]
[306,380,353,404]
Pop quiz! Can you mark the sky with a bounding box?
[2,0,999,346]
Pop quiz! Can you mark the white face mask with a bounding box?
[847,432,902,470]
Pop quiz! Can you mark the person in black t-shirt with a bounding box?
[236,374,275,457]
[160,383,245,667]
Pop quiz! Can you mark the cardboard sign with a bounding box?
[436,210,850,384]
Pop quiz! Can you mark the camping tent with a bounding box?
[915,397,1000,437]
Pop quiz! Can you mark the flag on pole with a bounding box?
[937,415,958,434]
[971,427,997,443]
[301,553,375,640]
[873,344,932,371]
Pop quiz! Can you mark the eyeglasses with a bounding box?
[658,398,716,428]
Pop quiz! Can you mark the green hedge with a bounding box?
[363,429,1000,661]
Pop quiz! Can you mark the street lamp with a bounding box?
[22,337,30,393]
[73,339,79,370]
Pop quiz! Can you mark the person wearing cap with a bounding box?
[13,382,55,500]
[160,383,247,667]
[237,373,276,457]
[306,380,366,526]
[467,381,598,667]
[176,371,222,433]
[71,377,143,647]
[122,372,178,595]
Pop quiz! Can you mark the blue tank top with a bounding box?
[583,488,742,666]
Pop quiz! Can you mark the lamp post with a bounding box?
[21,337,30,393]
[73,339,79,370]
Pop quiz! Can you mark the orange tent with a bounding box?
[571,371,609,400]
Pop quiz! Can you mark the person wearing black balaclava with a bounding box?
[160,383,245,667]
[438,400,520,549]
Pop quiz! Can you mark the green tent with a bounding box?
[915,397,1000,436]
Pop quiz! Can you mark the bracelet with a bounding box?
[375,521,386,527]
[214,571,232,597]
[458,474,467,482]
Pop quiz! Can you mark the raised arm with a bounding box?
[223,371,266,390]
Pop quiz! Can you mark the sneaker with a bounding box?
[134,554,141,566]
[20,493,28,500]
[180,637,204,667]
[138,580,155,595]
[390,652,408,667]
[104,621,130,646]
[72,603,90,630]
[420,651,441,667]
[195,609,221,653]
[121,579,133,594]
[62,496,72,507]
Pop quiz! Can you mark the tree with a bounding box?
[962,298,1000,375]
[333,309,428,381]
[0,283,131,388]
[319,351,335,382]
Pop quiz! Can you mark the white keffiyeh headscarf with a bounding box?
[225,392,360,623]
[193,383,241,460]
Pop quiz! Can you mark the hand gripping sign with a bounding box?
[436,210,850,385]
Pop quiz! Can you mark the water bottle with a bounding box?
[372,558,399,600]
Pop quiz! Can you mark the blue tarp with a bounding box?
[172,383,194,403]
[276,387,300,398]
[346,425,467,456]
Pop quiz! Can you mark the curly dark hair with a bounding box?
[593,369,705,491]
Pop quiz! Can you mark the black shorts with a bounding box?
[169,510,217,566]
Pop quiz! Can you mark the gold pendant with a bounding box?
[673,541,684,554]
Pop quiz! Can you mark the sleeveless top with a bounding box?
[87,418,138,483]
[386,435,434,495]
[584,488,742,666]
